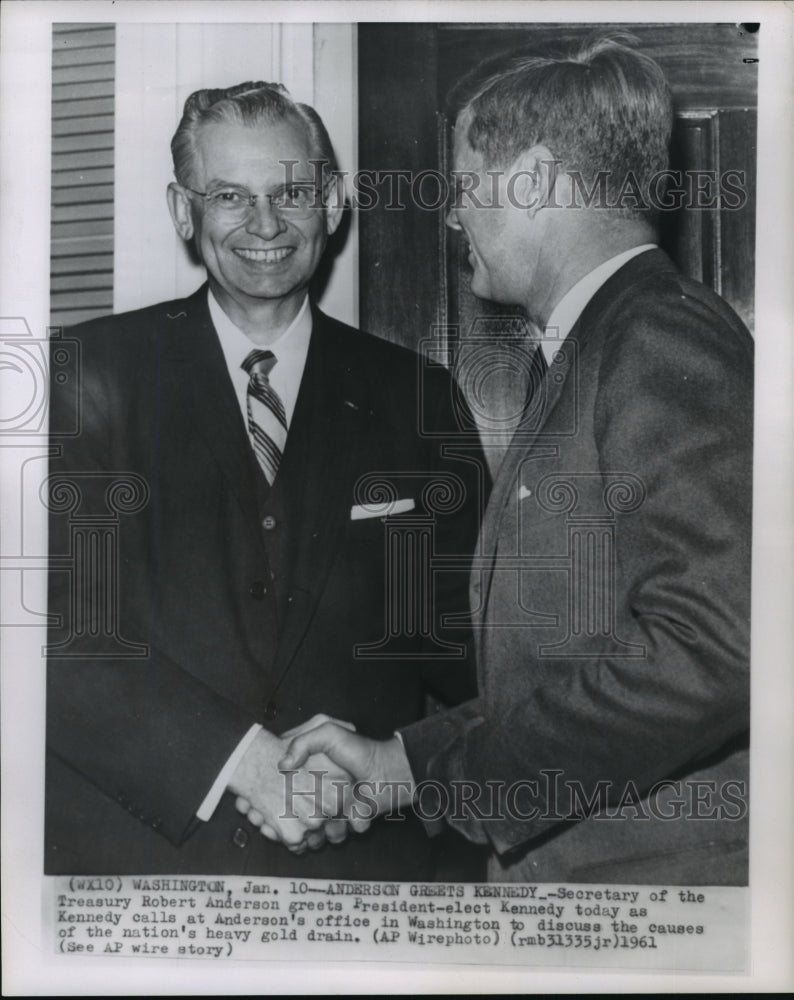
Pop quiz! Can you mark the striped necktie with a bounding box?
[242,349,287,485]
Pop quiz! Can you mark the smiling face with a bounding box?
[169,117,341,331]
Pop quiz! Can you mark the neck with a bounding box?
[527,219,655,328]
[209,280,307,345]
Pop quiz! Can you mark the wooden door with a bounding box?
[359,23,757,469]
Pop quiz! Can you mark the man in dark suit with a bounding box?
[45,82,487,879]
[285,36,752,885]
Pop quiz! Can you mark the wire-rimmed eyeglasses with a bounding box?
[184,182,328,222]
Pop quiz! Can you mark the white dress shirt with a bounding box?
[539,244,657,366]
[209,288,313,429]
[196,290,313,821]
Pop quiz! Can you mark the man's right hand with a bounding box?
[227,728,358,852]
[280,721,416,819]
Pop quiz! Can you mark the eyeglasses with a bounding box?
[184,182,327,221]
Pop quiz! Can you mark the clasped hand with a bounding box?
[228,714,414,853]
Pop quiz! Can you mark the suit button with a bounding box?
[249,580,268,599]
[264,700,278,720]
[262,515,277,531]
[232,826,249,848]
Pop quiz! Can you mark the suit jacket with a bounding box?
[401,249,752,885]
[45,285,489,879]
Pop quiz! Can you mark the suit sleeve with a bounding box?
[400,280,752,854]
[46,334,260,845]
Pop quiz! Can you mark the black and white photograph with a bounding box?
[1,1,792,994]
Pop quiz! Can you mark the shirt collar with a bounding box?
[540,244,657,366]
[207,288,313,427]
[208,289,311,364]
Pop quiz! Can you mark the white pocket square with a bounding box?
[519,485,533,500]
[350,498,415,520]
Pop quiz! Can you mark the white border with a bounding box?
[1,1,792,994]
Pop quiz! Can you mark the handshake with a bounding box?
[226,715,415,853]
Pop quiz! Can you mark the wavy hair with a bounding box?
[171,81,337,186]
[449,34,673,218]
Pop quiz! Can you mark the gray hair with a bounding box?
[171,81,338,186]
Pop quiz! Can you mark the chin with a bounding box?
[234,271,302,298]
[469,276,492,301]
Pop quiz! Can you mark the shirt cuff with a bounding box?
[393,730,416,788]
[195,723,263,821]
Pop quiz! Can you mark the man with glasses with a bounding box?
[46,82,485,879]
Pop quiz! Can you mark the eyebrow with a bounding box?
[203,178,317,189]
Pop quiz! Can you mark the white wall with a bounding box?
[113,22,358,326]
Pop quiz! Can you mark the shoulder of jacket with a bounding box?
[72,296,191,330]
[315,309,444,376]
[61,294,199,352]
[587,253,752,356]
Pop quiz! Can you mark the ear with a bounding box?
[167,182,195,241]
[509,145,560,219]
[323,175,345,237]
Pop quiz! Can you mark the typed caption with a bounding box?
[47,875,746,971]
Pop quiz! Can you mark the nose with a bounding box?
[244,199,287,240]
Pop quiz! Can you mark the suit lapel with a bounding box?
[164,286,264,529]
[475,248,673,623]
[269,309,369,681]
[472,334,578,644]
[479,338,575,562]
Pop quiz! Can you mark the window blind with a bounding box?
[51,23,115,328]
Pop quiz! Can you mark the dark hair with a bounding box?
[449,33,673,217]
[171,81,338,186]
